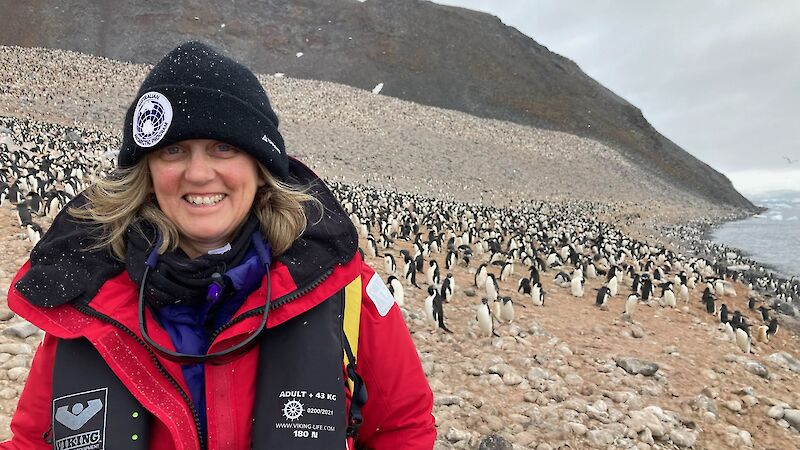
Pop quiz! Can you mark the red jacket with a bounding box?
[1,159,435,449]
[2,256,435,449]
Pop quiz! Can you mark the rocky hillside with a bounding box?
[0,46,744,222]
[0,0,753,210]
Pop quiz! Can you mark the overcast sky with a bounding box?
[432,0,800,196]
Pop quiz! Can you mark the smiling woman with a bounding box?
[3,41,436,450]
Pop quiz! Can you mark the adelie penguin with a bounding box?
[622,294,638,321]
[424,286,451,333]
[497,296,515,323]
[570,276,584,298]
[387,275,404,307]
[475,264,488,288]
[476,298,499,337]
[404,261,421,289]
[384,253,396,275]
[595,286,611,309]
[518,277,531,295]
[485,274,499,303]
[441,274,454,302]
[427,260,441,286]
[531,282,545,307]
[366,234,378,258]
[554,271,572,288]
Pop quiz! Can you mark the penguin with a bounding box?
[640,275,653,301]
[661,284,676,308]
[735,324,751,354]
[719,304,729,324]
[704,296,716,315]
[475,263,488,288]
[384,254,397,275]
[595,286,611,308]
[498,296,514,323]
[517,277,531,295]
[714,279,725,297]
[757,306,771,322]
[531,282,544,306]
[585,262,598,279]
[424,286,438,329]
[445,250,457,270]
[570,276,584,298]
[415,254,424,273]
[25,222,43,245]
[679,283,689,303]
[366,235,378,258]
[623,294,638,320]
[387,275,404,307]
[754,325,769,344]
[607,276,619,297]
[427,260,441,286]
[485,274,499,302]
[14,202,32,226]
[404,259,421,289]
[476,298,498,337]
[426,286,452,333]
[499,261,513,282]
[767,318,779,337]
[554,271,571,288]
[529,266,541,285]
[441,274,454,302]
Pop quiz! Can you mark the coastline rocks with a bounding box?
[615,357,659,376]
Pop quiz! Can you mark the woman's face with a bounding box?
[147,139,265,258]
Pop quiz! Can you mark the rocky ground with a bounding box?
[0,203,799,449]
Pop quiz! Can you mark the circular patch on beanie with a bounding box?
[132,91,173,148]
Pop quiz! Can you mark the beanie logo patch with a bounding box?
[132,92,173,148]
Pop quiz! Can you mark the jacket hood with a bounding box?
[14,157,358,308]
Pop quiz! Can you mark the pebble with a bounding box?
[0,309,15,321]
[784,409,800,430]
[0,343,33,355]
[585,429,614,447]
[767,405,785,419]
[6,367,28,382]
[615,357,659,376]
[723,400,742,413]
[477,434,512,450]
[436,395,463,407]
[743,361,769,379]
[445,427,471,443]
[2,321,40,339]
[669,429,697,448]
[567,422,587,436]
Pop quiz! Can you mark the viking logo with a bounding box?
[55,400,103,431]
[53,388,107,450]
[132,91,173,148]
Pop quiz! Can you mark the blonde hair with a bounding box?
[69,159,320,260]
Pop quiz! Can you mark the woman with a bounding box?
[2,42,435,449]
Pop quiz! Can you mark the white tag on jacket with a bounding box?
[366,273,394,316]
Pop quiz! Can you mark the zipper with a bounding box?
[74,303,207,450]
[209,267,334,342]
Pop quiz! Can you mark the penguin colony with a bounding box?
[2,115,798,354]
[1,117,117,246]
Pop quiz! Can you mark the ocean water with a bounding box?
[710,191,800,278]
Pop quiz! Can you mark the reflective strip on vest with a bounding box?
[342,277,362,393]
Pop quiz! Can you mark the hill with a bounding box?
[0,0,754,210]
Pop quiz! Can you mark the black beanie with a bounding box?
[118,41,289,179]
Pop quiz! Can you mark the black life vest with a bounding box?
[48,289,365,450]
